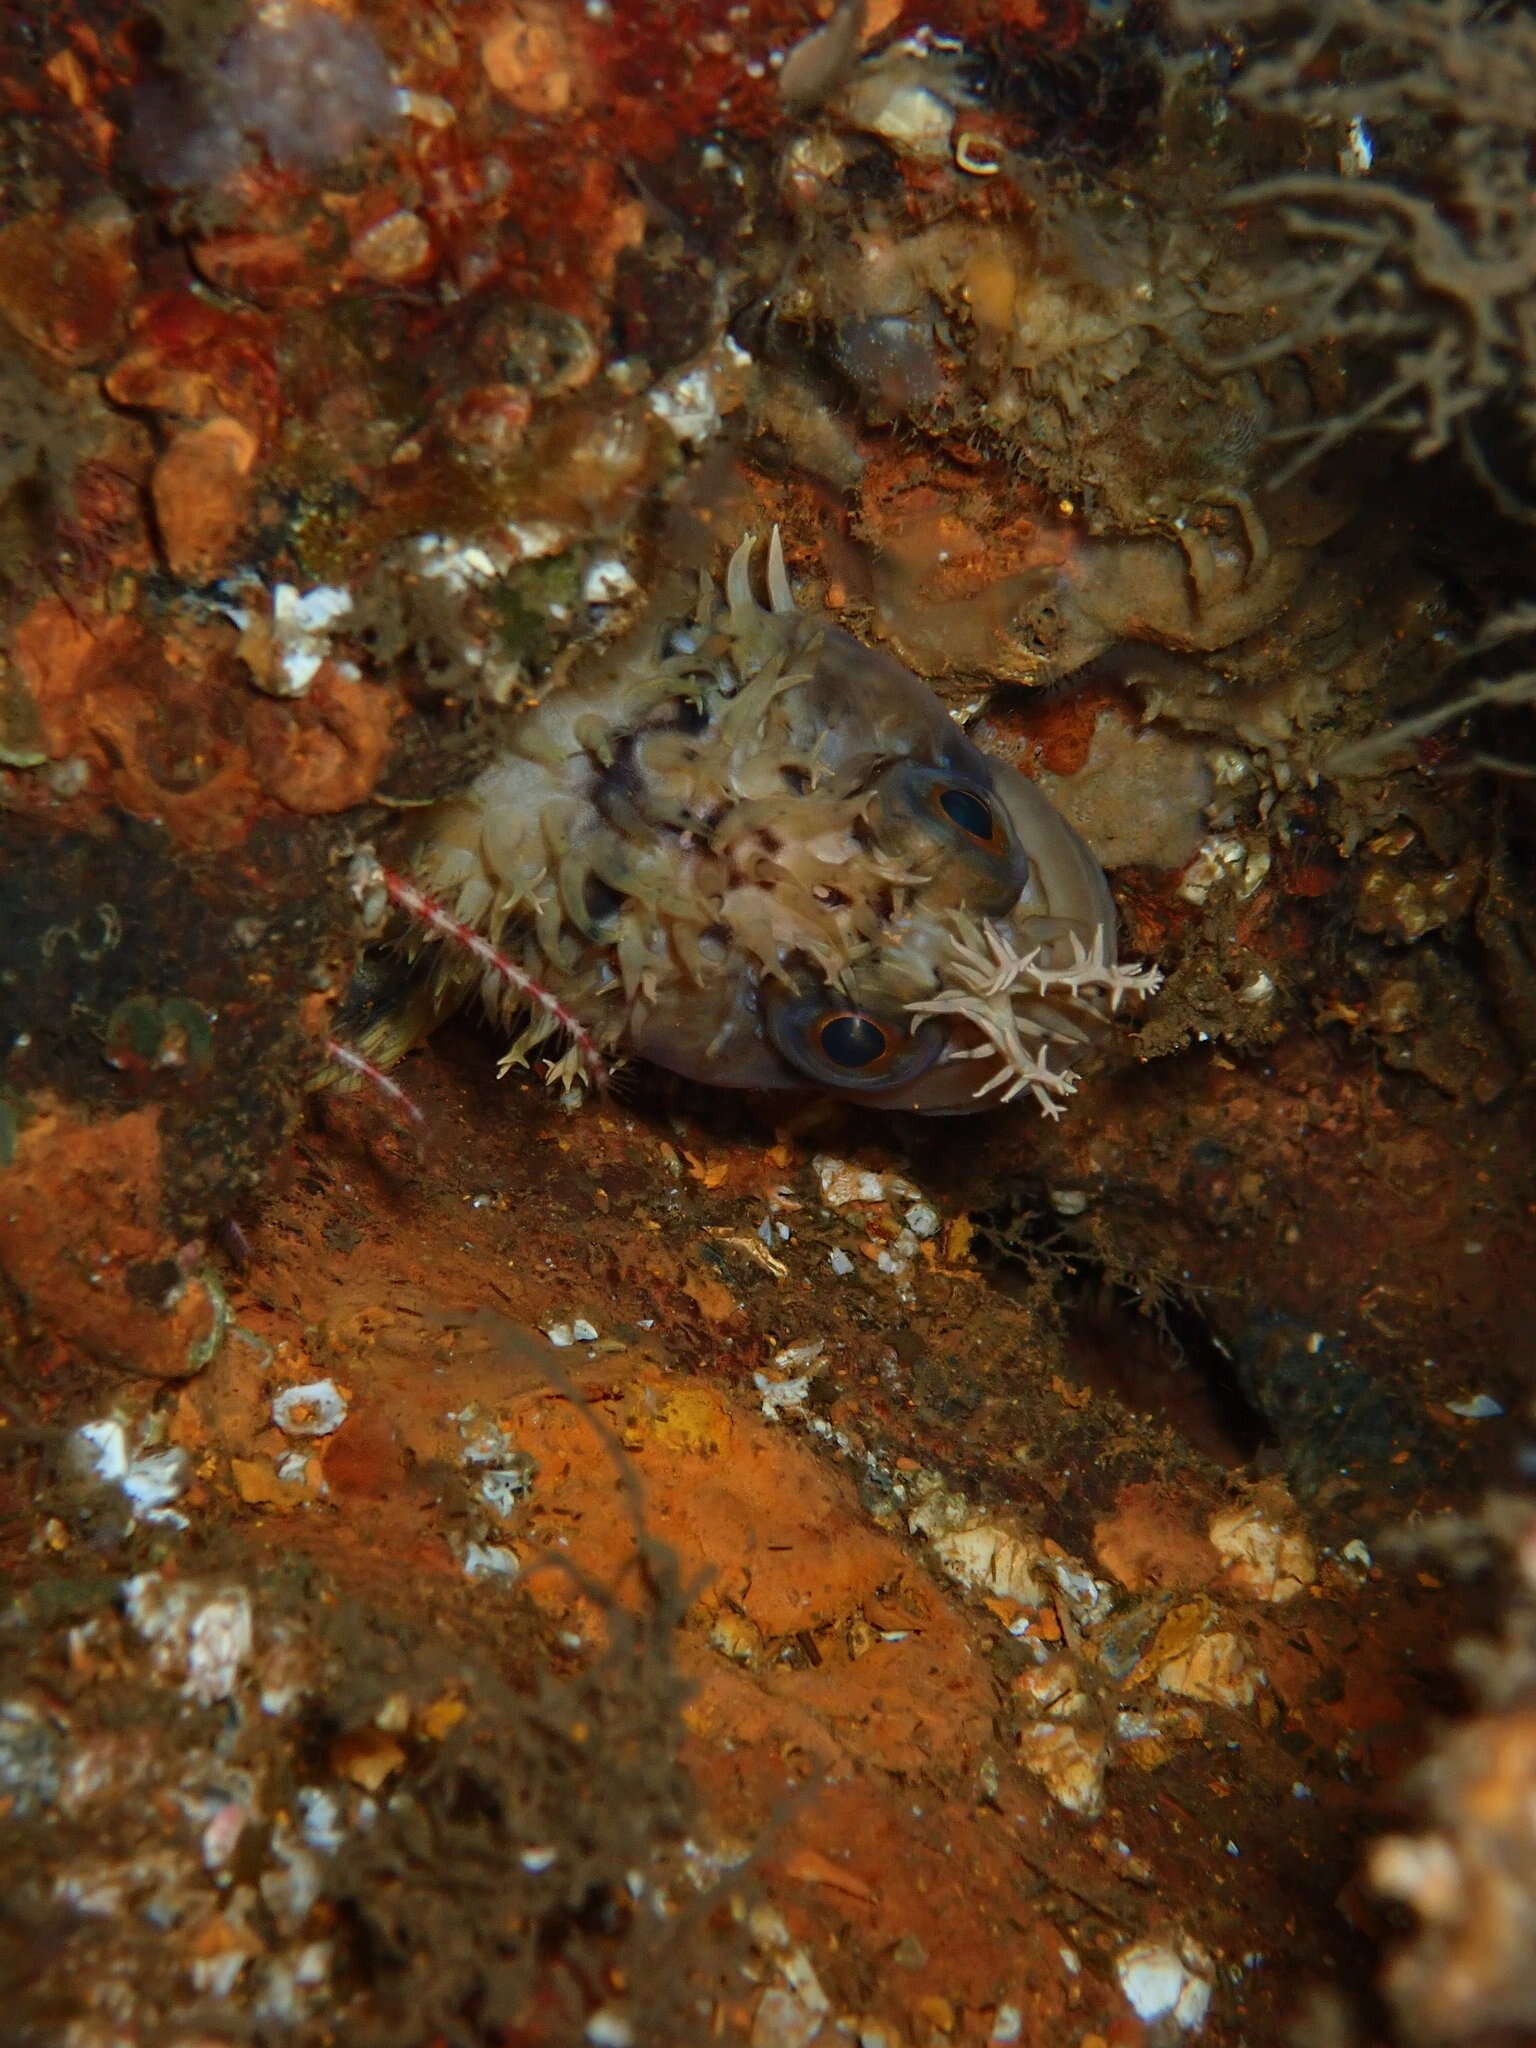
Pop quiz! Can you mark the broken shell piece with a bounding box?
[1014,1653,1090,1719]
[1017,1720,1108,1816]
[1117,1937,1215,2031]
[1158,1630,1259,1708]
[272,1380,349,1437]
[930,1524,1049,1608]
[1130,1597,1263,1708]
[462,1541,520,1580]
[70,1416,190,1522]
[1209,1483,1317,1603]
[814,1154,913,1207]
[123,1575,254,1706]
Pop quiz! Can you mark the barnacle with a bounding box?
[370,534,1158,1114]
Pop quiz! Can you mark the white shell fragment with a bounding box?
[586,2010,634,2048]
[461,1541,521,1580]
[414,534,503,591]
[647,364,724,447]
[814,1154,915,1207]
[123,1575,254,1707]
[841,73,955,158]
[753,1372,813,1420]
[1117,1938,1216,2031]
[1209,1484,1317,1602]
[271,583,353,695]
[71,1416,190,1523]
[930,1524,1048,1608]
[272,1380,350,1438]
[1017,1720,1109,1816]
[582,557,637,605]
[545,1318,598,1348]
[1157,1630,1259,1708]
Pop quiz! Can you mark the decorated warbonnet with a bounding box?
[364,534,1160,1114]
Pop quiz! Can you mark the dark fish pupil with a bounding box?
[939,786,994,840]
[820,1013,889,1069]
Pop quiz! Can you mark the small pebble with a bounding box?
[1445,1393,1503,1419]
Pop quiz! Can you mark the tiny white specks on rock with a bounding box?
[272,1380,349,1438]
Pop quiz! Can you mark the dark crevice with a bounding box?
[973,1197,1276,1470]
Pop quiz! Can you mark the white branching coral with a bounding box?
[911,923,1163,1116]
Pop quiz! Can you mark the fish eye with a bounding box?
[933,783,1001,848]
[762,985,945,1092]
[816,1010,894,1069]
[871,760,1030,912]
